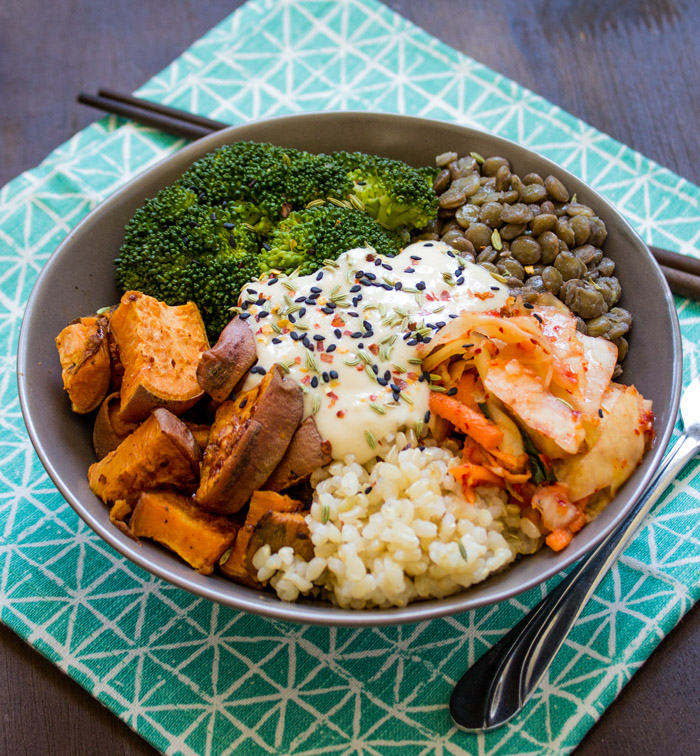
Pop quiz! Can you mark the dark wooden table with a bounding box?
[2,1,699,753]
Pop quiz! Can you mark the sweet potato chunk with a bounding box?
[110,291,209,423]
[196,365,304,514]
[220,490,303,586]
[246,511,314,569]
[88,408,201,504]
[130,491,238,575]
[93,392,139,460]
[196,316,257,403]
[265,417,332,491]
[55,315,111,413]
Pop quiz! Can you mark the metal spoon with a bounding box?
[450,373,700,731]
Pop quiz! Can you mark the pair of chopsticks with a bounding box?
[78,89,700,301]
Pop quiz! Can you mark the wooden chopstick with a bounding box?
[77,90,700,300]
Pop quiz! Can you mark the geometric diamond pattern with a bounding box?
[2,0,699,754]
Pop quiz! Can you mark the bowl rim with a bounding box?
[17,111,683,626]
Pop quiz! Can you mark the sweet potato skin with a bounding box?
[55,315,112,413]
[110,291,209,423]
[219,491,303,585]
[88,407,201,504]
[265,417,332,491]
[196,317,257,403]
[245,511,314,573]
[196,365,304,514]
[130,491,238,574]
[93,392,139,460]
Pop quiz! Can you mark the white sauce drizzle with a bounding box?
[240,241,507,463]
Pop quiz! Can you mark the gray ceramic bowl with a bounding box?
[18,113,681,626]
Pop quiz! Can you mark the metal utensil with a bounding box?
[450,373,700,731]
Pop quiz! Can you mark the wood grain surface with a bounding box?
[1,1,699,754]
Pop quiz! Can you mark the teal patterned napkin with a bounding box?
[2,1,699,754]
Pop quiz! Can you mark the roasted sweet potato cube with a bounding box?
[55,315,112,413]
[93,392,139,460]
[219,490,303,586]
[88,407,201,504]
[196,365,303,514]
[130,491,238,575]
[245,511,314,573]
[196,316,257,403]
[265,417,332,491]
[110,291,209,423]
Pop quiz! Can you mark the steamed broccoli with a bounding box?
[331,151,438,231]
[115,141,439,339]
[116,204,260,339]
[259,204,403,275]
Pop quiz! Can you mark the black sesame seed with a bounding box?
[374,258,383,266]
[407,338,418,346]
[262,242,271,251]
[381,283,393,291]
[355,270,364,278]
[267,278,278,285]
[352,297,361,307]
[350,284,361,293]
[251,366,266,375]
[210,212,217,221]
[392,390,401,401]
[302,336,312,348]
[423,337,432,344]
[288,314,296,324]
[424,243,433,248]
[410,255,422,260]
[311,376,319,388]
[321,306,334,314]
[394,282,403,290]
[533,313,543,324]
[247,288,257,295]
[329,370,338,379]
[364,486,372,494]
[351,331,363,339]
[228,235,237,248]
[363,331,373,338]
[382,263,393,270]
[364,271,377,280]
[363,320,372,330]
[258,311,269,319]
[390,383,400,392]
[447,387,458,396]
[272,337,282,344]
[239,398,248,409]
[223,222,235,229]
[358,342,364,349]
[316,271,324,281]
[418,374,425,382]
[371,364,379,375]
[456,277,465,286]
[598,408,604,418]
[404,267,415,274]
[322,372,330,383]
[376,377,388,386]
[290,332,300,341]
[416,281,426,291]
[384,370,391,380]
[449,314,458,319]
[446,249,454,257]
[310,286,322,293]
[326,344,337,353]
[348,312,359,318]
[241,301,250,310]
[313,334,325,341]
[424,410,431,423]
[490,286,501,291]
[524,302,535,309]
[436,321,446,328]
[239,312,251,320]
[305,298,316,305]
[256,298,266,306]
[188,220,198,228]
[334,328,342,339]
[295,296,306,303]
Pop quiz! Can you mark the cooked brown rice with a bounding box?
[252,430,543,608]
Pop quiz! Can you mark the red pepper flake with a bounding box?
[336,409,347,418]
[343,329,354,336]
[332,315,345,327]
[395,378,407,390]
[474,291,494,300]
[425,292,436,301]
[327,391,339,408]
[406,372,419,381]
[294,356,301,364]
[301,375,311,385]
[440,291,451,301]
[368,343,380,355]
[320,353,334,363]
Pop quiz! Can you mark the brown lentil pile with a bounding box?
[414,151,632,374]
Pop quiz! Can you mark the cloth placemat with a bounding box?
[2,1,699,753]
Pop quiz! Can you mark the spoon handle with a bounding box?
[450,427,700,731]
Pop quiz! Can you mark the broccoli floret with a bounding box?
[259,204,403,275]
[116,204,260,339]
[330,151,438,231]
